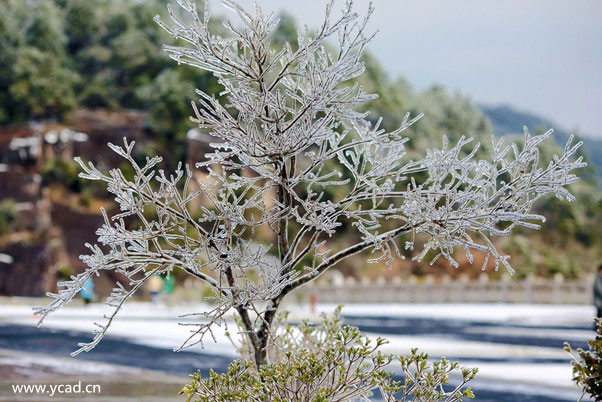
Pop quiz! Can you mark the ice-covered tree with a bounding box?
[36,0,585,368]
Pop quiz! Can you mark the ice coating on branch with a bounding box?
[35,0,585,358]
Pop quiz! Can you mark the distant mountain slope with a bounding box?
[480,104,602,184]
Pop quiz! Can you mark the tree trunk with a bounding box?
[250,296,284,368]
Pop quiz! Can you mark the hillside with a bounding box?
[0,0,600,299]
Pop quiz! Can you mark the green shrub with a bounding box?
[0,199,17,233]
[41,158,87,192]
[565,318,602,401]
[56,265,75,280]
[182,307,477,402]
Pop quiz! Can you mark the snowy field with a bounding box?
[0,300,595,401]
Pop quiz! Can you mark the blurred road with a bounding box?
[0,348,185,401]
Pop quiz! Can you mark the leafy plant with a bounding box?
[564,318,602,401]
[0,199,17,234]
[41,158,88,192]
[182,306,477,401]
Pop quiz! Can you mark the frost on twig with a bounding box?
[35,0,585,364]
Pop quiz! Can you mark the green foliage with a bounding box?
[41,158,88,192]
[270,12,298,50]
[64,0,101,52]
[183,307,477,402]
[0,0,76,121]
[0,199,17,234]
[564,319,602,401]
[56,265,75,280]
[23,0,67,54]
[136,68,198,164]
[9,46,78,119]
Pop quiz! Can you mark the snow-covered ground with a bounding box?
[0,301,240,358]
[0,300,594,401]
[328,303,593,400]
